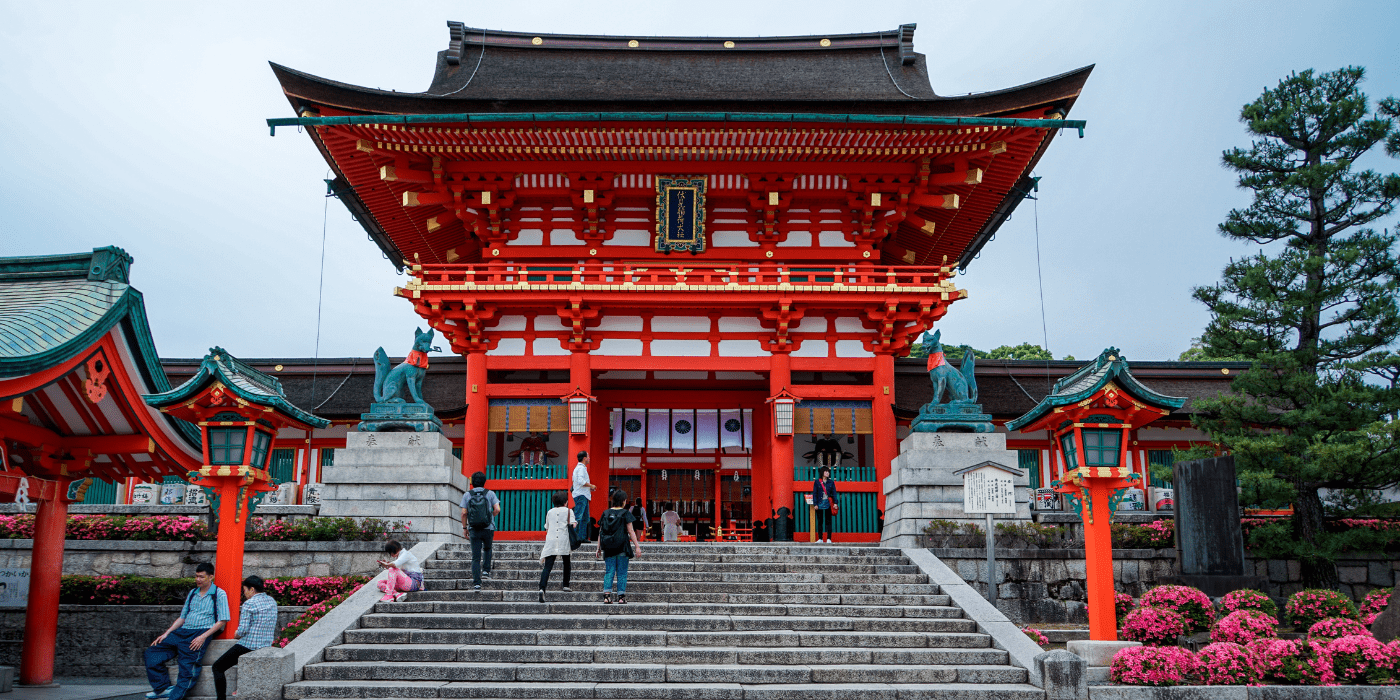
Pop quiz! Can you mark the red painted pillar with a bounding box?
[20,491,68,686]
[750,405,772,532]
[214,479,247,639]
[588,398,609,521]
[769,352,794,540]
[1084,480,1118,641]
[463,350,489,477]
[873,352,897,513]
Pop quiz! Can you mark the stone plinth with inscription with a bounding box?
[317,431,467,542]
[880,432,1031,547]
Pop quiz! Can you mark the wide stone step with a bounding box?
[375,601,961,619]
[304,661,1027,685]
[358,613,975,633]
[430,553,912,566]
[282,681,1042,700]
[424,572,931,586]
[341,628,991,648]
[435,563,923,576]
[323,644,1011,666]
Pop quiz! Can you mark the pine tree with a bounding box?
[1191,67,1400,586]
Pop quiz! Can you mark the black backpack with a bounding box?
[466,489,492,529]
[598,508,629,552]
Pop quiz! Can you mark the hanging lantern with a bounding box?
[767,388,801,437]
[560,387,596,435]
[694,469,701,480]
[661,469,668,481]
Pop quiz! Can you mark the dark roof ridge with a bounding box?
[443,21,917,58]
[0,246,132,284]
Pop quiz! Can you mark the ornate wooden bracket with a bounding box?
[746,174,795,252]
[556,298,599,352]
[569,173,616,253]
[760,299,806,352]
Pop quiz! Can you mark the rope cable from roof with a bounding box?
[314,357,358,411]
[435,26,488,97]
[1033,187,1054,392]
[877,32,917,100]
[309,173,331,408]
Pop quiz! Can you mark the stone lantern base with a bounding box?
[880,431,1031,547]
[318,431,468,542]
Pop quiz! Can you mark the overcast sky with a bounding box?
[3,1,1398,363]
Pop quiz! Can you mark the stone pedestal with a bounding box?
[881,432,1031,547]
[318,432,467,542]
[1066,639,1139,684]
[181,638,239,700]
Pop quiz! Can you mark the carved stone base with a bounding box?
[911,402,994,433]
[358,401,443,433]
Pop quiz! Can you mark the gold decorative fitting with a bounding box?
[862,251,871,258]
[723,41,735,48]
[274,365,284,372]
[765,250,774,258]
[583,189,594,203]
[768,191,779,206]
[531,37,543,45]
[1108,355,1117,361]
[870,193,882,206]
[589,249,598,256]
[628,40,639,48]
[491,248,500,256]
[1222,368,1231,375]
[819,39,831,47]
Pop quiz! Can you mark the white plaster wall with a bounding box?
[595,339,644,356]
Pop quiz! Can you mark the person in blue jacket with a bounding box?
[812,466,838,544]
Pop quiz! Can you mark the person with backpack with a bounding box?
[459,471,501,590]
[596,490,642,604]
[537,490,577,603]
[630,498,649,540]
[812,466,839,544]
[144,562,229,700]
[376,540,423,601]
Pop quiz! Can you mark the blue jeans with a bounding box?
[469,529,494,585]
[145,627,210,700]
[573,495,590,541]
[603,554,629,593]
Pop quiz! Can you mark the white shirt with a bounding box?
[572,463,594,500]
[540,506,577,560]
[391,549,421,574]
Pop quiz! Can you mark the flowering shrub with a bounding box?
[1327,634,1398,685]
[1286,588,1359,627]
[1211,609,1279,645]
[1120,606,1190,646]
[0,514,211,542]
[1197,642,1262,685]
[1308,616,1370,642]
[1116,592,1135,624]
[1111,520,1175,549]
[1250,638,1336,685]
[1021,627,1048,647]
[1109,645,1200,686]
[263,576,368,606]
[247,517,410,542]
[1219,588,1279,619]
[274,584,363,647]
[1360,587,1392,626]
[1139,585,1215,633]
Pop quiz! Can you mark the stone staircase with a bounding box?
[284,541,1041,700]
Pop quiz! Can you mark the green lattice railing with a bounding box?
[496,490,555,531]
[487,464,566,480]
[793,465,877,482]
[792,491,880,533]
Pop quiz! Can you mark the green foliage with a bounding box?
[246,516,410,542]
[1178,337,1245,362]
[1189,67,1400,585]
[994,521,1071,548]
[921,519,985,547]
[57,574,369,606]
[907,341,1053,361]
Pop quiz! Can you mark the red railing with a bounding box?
[409,262,954,289]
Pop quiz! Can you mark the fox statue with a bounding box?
[923,329,978,404]
[372,327,440,404]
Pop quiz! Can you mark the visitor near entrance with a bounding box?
[661,502,682,542]
[144,563,229,700]
[813,467,840,544]
[630,498,650,540]
[210,575,277,700]
[376,540,422,602]
[538,490,576,603]
[571,452,595,542]
[597,490,642,604]
[461,472,501,590]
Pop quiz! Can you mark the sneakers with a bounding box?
[146,688,173,699]
[538,591,546,604]
[394,593,408,602]
[473,584,482,591]
[562,586,572,592]
[378,594,395,602]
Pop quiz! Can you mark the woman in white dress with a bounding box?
[538,490,577,603]
[661,501,683,542]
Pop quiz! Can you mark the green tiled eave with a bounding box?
[1005,349,1188,432]
[144,348,329,429]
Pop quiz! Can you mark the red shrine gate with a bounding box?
[272,23,1089,539]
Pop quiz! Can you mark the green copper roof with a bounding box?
[1005,347,1188,432]
[0,246,202,448]
[144,347,330,429]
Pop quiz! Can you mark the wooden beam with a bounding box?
[910,193,959,209]
[403,191,452,207]
[927,168,983,186]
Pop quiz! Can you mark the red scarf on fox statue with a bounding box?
[925,351,946,371]
[406,350,429,368]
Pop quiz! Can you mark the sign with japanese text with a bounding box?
[0,568,30,608]
[655,176,707,253]
[962,466,1017,514]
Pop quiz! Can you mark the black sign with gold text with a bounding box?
[655,176,707,254]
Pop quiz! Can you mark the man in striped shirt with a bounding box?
[145,563,229,700]
[211,575,279,700]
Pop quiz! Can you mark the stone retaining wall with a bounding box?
[933,547,1399,625]
[0,605,307,678]
[0,540,395,579]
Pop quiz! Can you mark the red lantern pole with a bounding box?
[19,481,70,686]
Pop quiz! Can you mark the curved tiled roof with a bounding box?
[1005,348,1189,432]
[145,347,330,429]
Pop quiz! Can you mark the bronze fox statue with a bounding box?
[372,327,439,404]
[923,329,978,404]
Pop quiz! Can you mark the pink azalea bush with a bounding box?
[1121,606,1191,646]
[1286,588,1359,627]
[274,584,363,648]
[1109,645,1200,686]
[1139,585,1215,633]
[1360,587,1392,626]
[1219,588,1279,619]
[1326,634,1398,685]
[1308,616,1370,642]
[1021,627,1049,647]
[1115,592,1135,623]
[1250,638,1337,685]
[1211,609,1279,645]
[0,514,211,542]
[1197,642,1263,685]
[263,576,369,606]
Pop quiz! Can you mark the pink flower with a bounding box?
[1212,609,1278,645]
[1121,606,1191,646]
[1359,588,1391,626]
[1308,617,1370,642]
[1286,589,1359,627]
[1251,638,1337,685]
[1022,627,1048,647]
[1139,585,1215,633]
[1110,645,1200,686]
[1197,642,1262,685]
[1219,588,1278,618]
[1326,634,1397,685]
